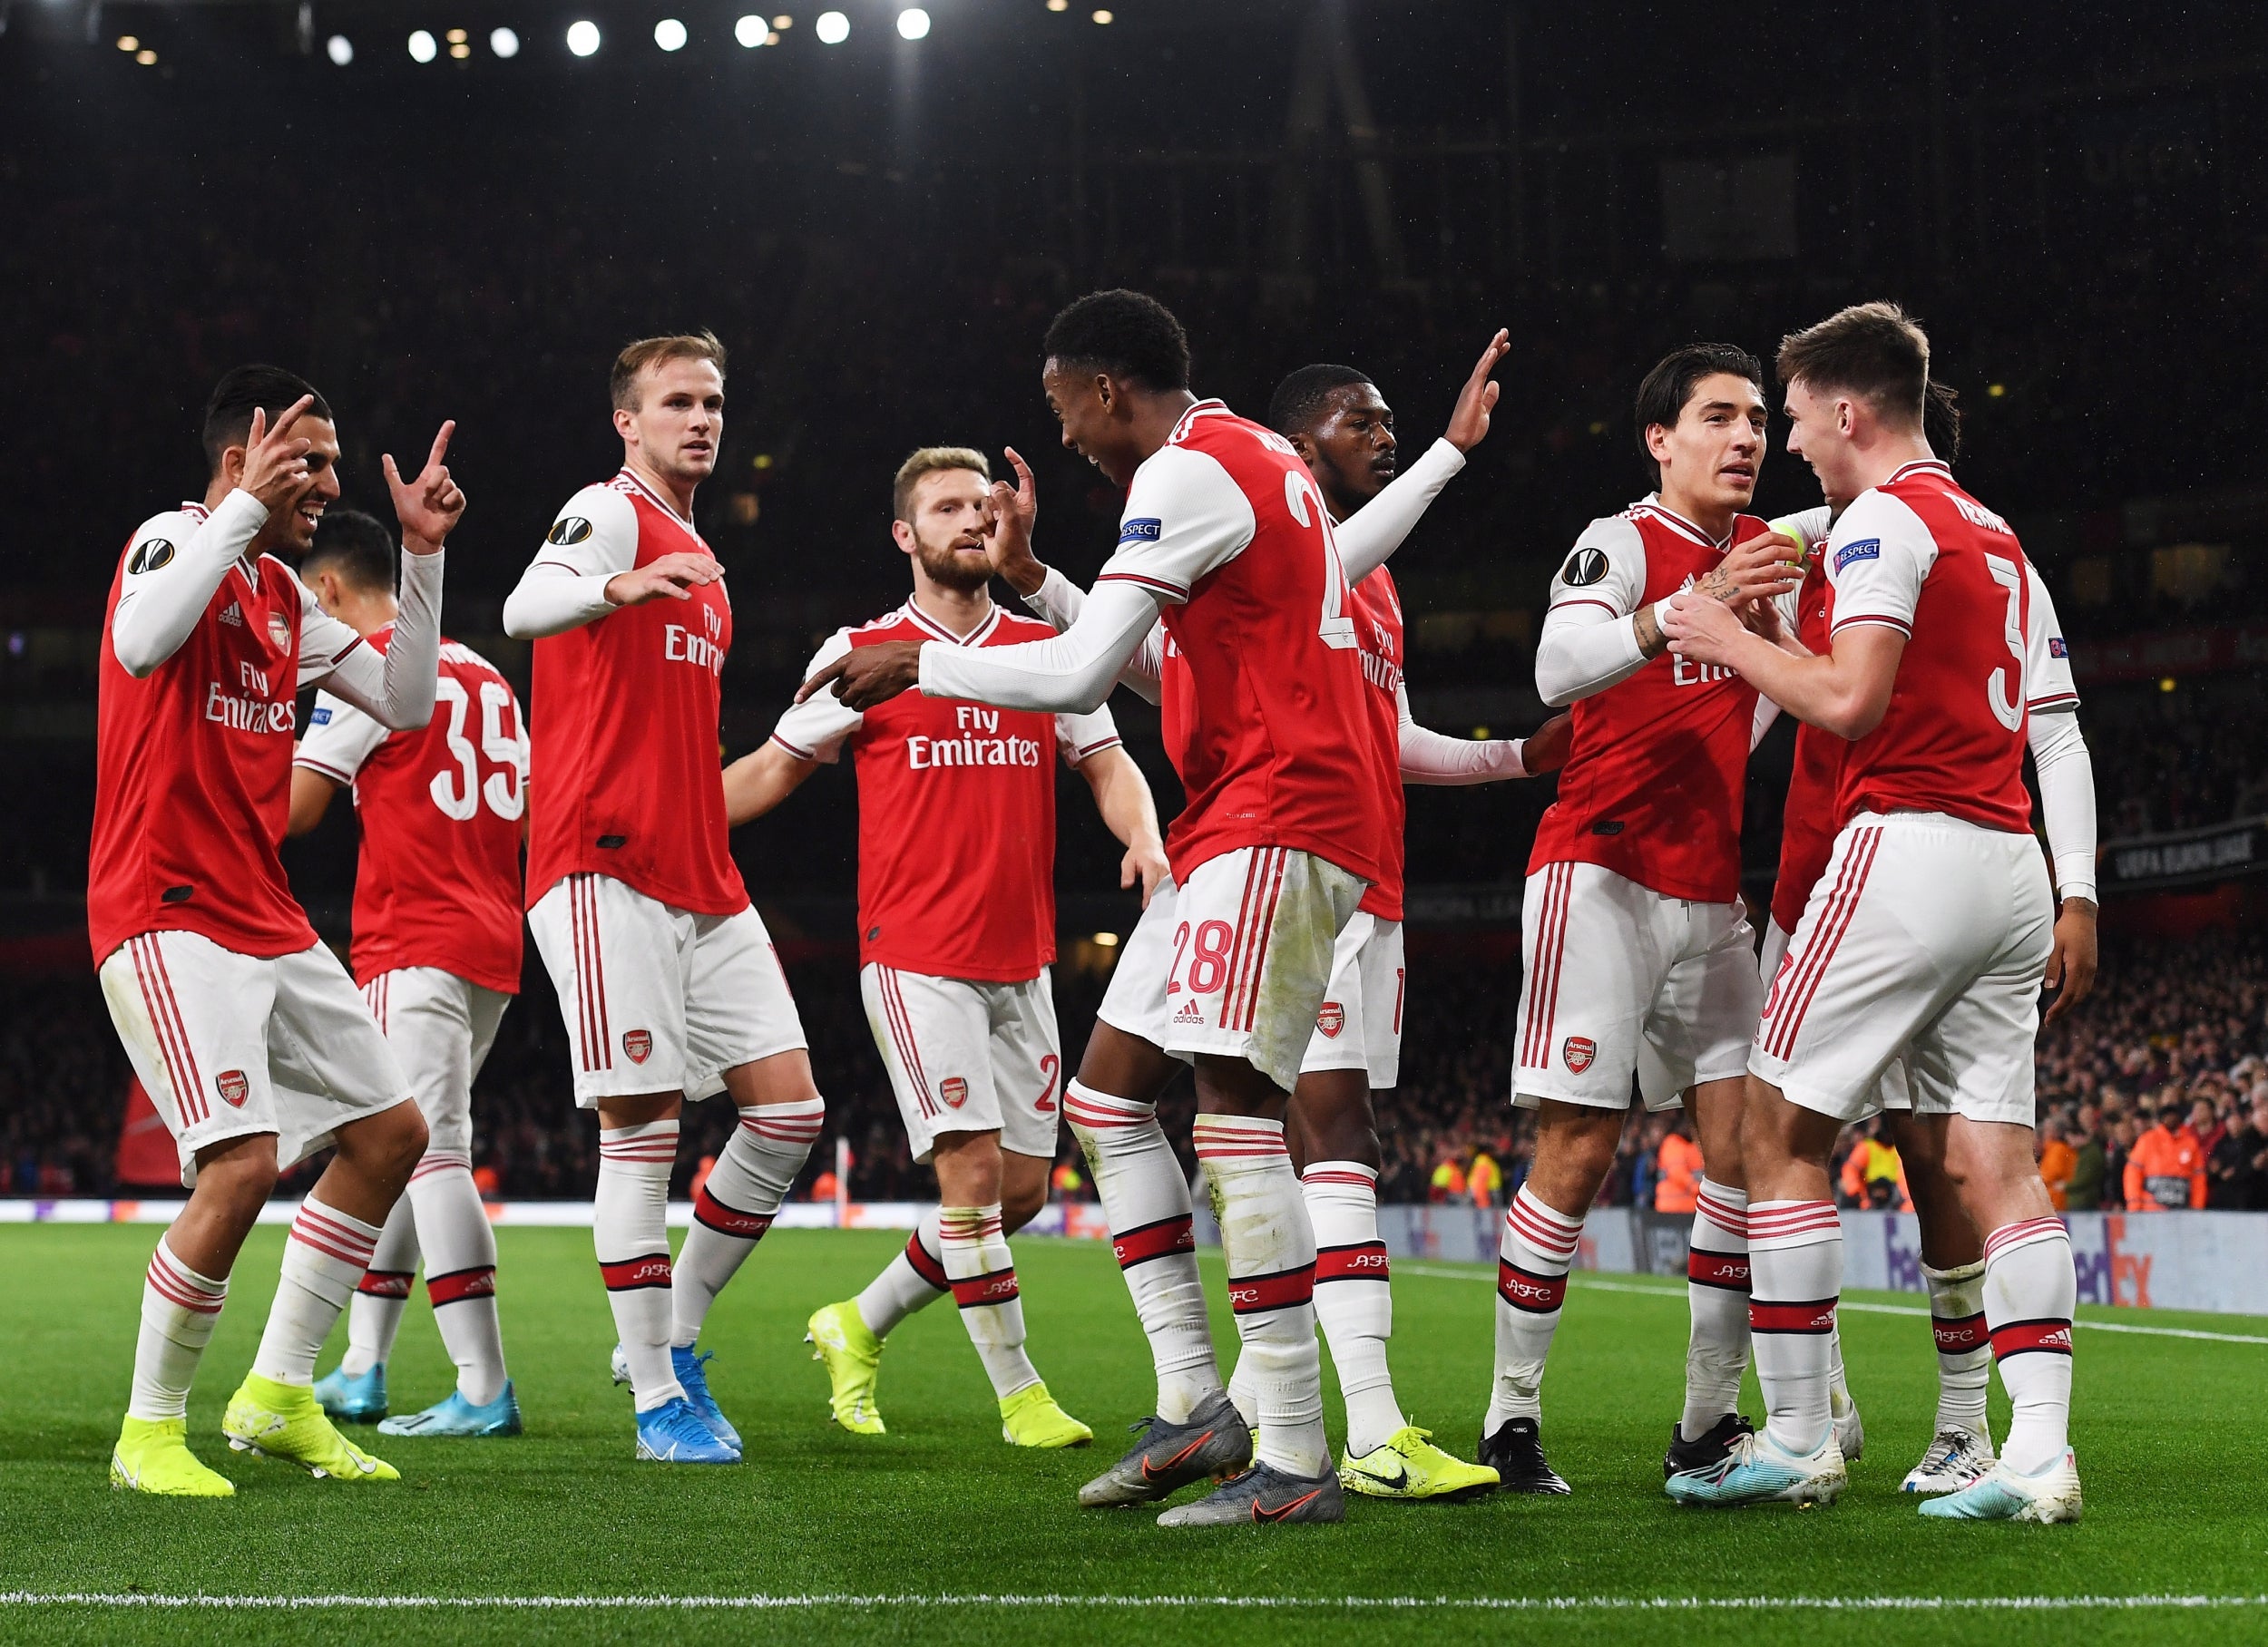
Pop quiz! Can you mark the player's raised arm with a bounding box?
[111,399,315,677]
[308,422,460,730]
[989,448,1168,704]
[1331,329,1505,585]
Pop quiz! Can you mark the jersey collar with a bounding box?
[1167,398,1229,444]
[1631,495,1732,550]
[900,600,1002,647]
[1885,459,1954,485]
[615,467,704,541]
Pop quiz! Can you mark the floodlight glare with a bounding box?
[655,18,689,51]
[325,34,353,64]
[897,8,930,39]
[490,27,520,56]
[567,19,601,55]
[735,15,769,45]
[407,29,438,62]
[816,10,849,44]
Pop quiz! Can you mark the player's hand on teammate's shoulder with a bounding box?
[604,551,723,608]
[384,421,464,555]
[798,638,923,712]
[1444,328,1510,453]
[1119,838,1170,908]
[982,446,1048,595]
[1521,711,1573,776]
[235,395,318,515]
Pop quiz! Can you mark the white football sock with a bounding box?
[940,1204,1040,1400]
[411,1152,507,1407]
[596,1120,683,1412]
[1982,1217,2076,1474]
[1923,1259,1991,1438]
[671,1099,824,1348]
[1305,1161,1400,1457]
[253,1194,381,1387]
[1065,1080,1219,1423]
[1196,1114,1325,1478]
[1682,1177,1750,1437]
[1486,1184,1583,1431]
[1746,1200,1842,1457]
[340,1193,418,1378]
[128,1236,228,1421]
[855,1208,947,1339]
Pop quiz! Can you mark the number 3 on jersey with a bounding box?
[1284,468,1357,650]
[1984,551,2024,731]
[429,676,528,822]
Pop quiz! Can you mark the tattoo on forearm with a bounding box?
[1633,602,1666,658]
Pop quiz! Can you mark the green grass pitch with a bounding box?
[2,1223,2264,1647]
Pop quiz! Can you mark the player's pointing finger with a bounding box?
[426,420,456,472]
[795,657,851,706]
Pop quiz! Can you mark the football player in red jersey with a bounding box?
[1478,345,1797,1496]
[724,445,1168,1447]
[503,334,825,1465]
[1204,360,1569,1502]
[1663,303,2081,1523]
[287,508,528,1439]
[94,367,460,1495]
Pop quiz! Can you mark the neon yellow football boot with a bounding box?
[1340,1425,1501,1501]
[222,1372,399,1480]
[111,1416,236,1497]
[806,1301,886,1436]
[1001,1381,1093,1448]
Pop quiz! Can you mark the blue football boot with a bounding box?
[311,1361,388,1425]
[634,1396,740,1463]
[376,1381,523,1437]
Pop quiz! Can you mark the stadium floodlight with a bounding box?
[773,14,794,27]
[1046,0,1066,10]
[655,18,688,51]
[490,26,520,57]
[115,34,137,50]
[135,48,157,64]
[1091,8,1113,22]
[407,28,438,62]
[896,8,930,39]
[566,19,601,55]
[735,15,771,45]
[450,41,471,57]
[325,33,353,64]
[815,10,848,44]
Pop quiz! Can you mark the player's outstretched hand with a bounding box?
[798,638,924,712]
[1662,588,1746,667]
[1120,838,1170,909]
[2041,899,2099,1024]
[984,446,1047,597]
[1444,329,1511,453]
[385,422,465,555]
[1521,711,1573,776]
[1697,531,1802,610]
[237,395,318,515]
[605,551,724,608]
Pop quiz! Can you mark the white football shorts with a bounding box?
[860,964,1061,1165]
[1297,911,1406,1087]
[98,930,411,1186]
[528,872,807,1106]
[1096,873,1182,1054]
[361,967,512,1159]
[1759,918,1909,1114]
[1514,861,1761,1112]
[1751,811,2053,1126]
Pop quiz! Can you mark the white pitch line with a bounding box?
[2,1593,2263,1613]
[1396,1265,2268,1345]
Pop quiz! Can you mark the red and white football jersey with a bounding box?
[296,628,528,994]
[1529,501,1768,903]
[770,603,1122,982]
[523,470,747,918]
[1823,461,2039,834]
[1096,400,1384,887]
[90,501,367,964]
[1350,568,1408,922]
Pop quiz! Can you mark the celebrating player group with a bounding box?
[93,286,2093,1530]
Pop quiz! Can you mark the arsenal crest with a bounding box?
[1562,1036,1597,1074]
[216,1069,250,1107]
[267,609,293,651]
[1315,1001,1345,1038]
[940,1077,969,1109]
[622,1028,653,1065]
